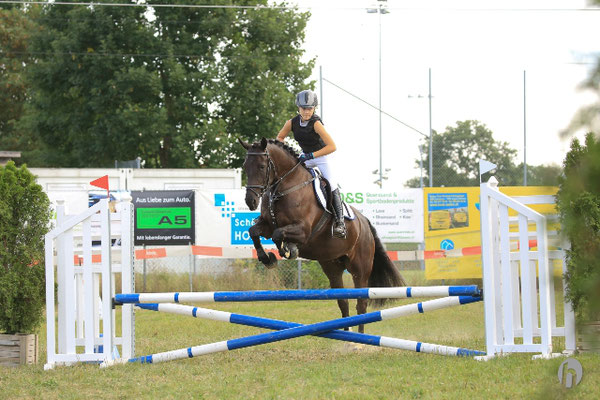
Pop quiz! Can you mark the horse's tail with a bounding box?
[367,219,407,305]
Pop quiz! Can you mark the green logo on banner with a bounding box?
[137,207,192,229]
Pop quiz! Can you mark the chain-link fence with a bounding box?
[132,251,420,293]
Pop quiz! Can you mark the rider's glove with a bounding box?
[298,152,314,163]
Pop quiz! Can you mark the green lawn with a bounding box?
[1,270,598,399]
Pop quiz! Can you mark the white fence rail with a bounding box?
[45,199,135,369]
[479,177,575,360]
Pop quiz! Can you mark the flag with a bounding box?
[479,160,497,176]
[90,175,109,198]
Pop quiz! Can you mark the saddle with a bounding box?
[307,168,355,220]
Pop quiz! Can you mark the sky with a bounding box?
[285,0,599,190]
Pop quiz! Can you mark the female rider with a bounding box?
[276,89,346,239]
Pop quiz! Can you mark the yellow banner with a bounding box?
[424,186,560,280]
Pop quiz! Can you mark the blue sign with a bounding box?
[428,193,468,211]
[230,212,273,245]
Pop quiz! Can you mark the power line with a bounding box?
[0,1,599,12]
[0,1,288,9]
[322,77,428,138]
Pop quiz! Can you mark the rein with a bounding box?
[245,148,315,227]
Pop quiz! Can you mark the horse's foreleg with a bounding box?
[272,223,307,259]
[249,219,277,268]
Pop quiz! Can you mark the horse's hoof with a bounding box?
[264,252,278,268]
[283,247,290,259]
[279,242,298,259]
[289,245,298,259]
[278,243,289,258]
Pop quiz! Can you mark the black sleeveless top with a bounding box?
[291,114,326,153]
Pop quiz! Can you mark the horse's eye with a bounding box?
[258,165,265,170]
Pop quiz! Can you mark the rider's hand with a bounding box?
[298,152,314,163]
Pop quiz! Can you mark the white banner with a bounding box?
[196,189,273,247]
[195,188,424,247]
[341,189,424,243]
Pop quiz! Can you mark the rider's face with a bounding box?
[298,106,315,121]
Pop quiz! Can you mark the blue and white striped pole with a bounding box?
[135,302,485,357]
[115,285,481,305]
[102,296,482,366]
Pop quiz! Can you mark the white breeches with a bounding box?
[304,153,338,189]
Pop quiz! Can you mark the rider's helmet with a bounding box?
[295,90,318,108]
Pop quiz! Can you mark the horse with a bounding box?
[239,137,406,333]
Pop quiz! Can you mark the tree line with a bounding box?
[405,120,562,187]
[1,2,562,186]
[1,1,313,169]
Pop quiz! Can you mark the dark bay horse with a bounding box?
[239,138,406,333]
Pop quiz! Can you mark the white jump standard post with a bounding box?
[44,199,134,370]
[478,176,575,360]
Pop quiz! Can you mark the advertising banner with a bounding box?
[132,190,195,246]
[195,189,274,247]
[424,186,560,280]
[424,187,482,280]
[341,189,424,243]
[194,188,423,247]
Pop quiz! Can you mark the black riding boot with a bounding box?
[331,189,347,239]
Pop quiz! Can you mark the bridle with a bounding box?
[244,150,275,199]
[244,148,315,227]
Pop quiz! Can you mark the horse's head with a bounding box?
[239,137,271,210]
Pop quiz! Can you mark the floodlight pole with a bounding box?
[428,67,433,187]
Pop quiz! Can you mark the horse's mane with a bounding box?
[265,139,300,161]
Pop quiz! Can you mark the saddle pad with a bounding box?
[309,169,355,221]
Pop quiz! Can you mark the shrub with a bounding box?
[556,133,600,322]
[0,162,51,333]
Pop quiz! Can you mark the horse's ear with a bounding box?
[260,137,268,150]
[238,138,250,150]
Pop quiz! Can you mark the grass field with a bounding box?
[1,269,598,399]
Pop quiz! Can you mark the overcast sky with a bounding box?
[286,0,599,189]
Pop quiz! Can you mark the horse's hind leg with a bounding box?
[349,255,374,334]
[352,276,369,334]
[320,259,350,329]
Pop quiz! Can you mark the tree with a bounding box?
[0,162,51,333]
[20,2,163,167]
[556,133,600,321]
[217,6,314,168]
[406,120,518,187]
[517,163,562,186]
[18,1,312,168]
[0,5,38,153]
